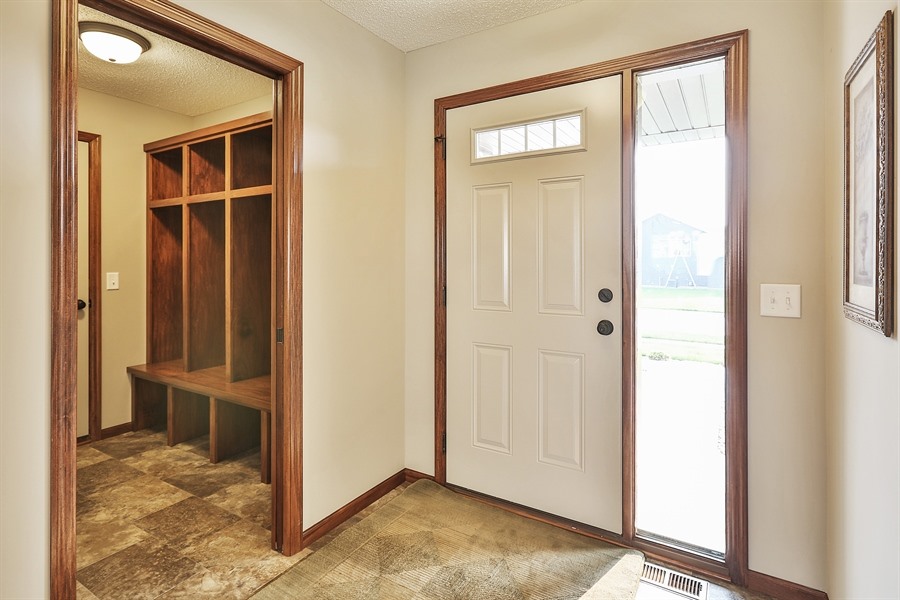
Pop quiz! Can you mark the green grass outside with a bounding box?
[638,286,724,313]
[638,285,724,364]
[639,339,724,365]
[641,331,722,345]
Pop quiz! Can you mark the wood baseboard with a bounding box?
[301,470,407,547]
[747,570,828,600]
[403,468,434,483]
[100,422,133,439]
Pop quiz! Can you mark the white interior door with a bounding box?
[446,76,623,531]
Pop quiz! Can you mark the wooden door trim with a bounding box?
[723,31,750,586]
[78,131,102,443]
[434,30,748,586]
[52,1,303,596]
[50,2,78,596]
[620,68,637,543]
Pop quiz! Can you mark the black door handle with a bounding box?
[77,298,87,311]
[597,320,614,336]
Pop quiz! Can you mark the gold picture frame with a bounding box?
[844,10,894,336]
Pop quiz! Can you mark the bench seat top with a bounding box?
[128,360,270,412]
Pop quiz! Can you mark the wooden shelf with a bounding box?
[228,194,272,381]
[189,138,226,195]
[148,206,183,364]
[144,116,273,378]
[148,147,183,201]
[232,126,272,190]
[128,360,270,412]
[185,201,226,372]
[136,113,274,483]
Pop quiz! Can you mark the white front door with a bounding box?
[446,75,623,531]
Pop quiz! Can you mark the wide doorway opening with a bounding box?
[633,57,727,559]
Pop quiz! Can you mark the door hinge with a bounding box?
[442,285,447,306]
[276,328,284,343]
[441,431,447,454]
[435,135,446,160]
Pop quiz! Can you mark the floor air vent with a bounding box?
[640,563,708,600]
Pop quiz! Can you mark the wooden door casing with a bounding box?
[51,2,304,597]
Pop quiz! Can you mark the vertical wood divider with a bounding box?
[181,201,191,370]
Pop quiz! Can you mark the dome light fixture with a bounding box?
[79,22,150,64]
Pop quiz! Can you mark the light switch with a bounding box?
[760,284,800,318]
[106,272,120,290]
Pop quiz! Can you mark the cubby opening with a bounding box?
[189,138,226,195]
[148,206,183,364]
[186,201,226,371]
[169,388,211,445]
[231,126,273,190]
[229,195,272,381]
[149,148,183,201]
[132,378,167,431]
[211,400,262,462]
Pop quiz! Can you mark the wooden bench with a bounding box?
[127,360,271,483]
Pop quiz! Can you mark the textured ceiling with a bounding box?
[320,0,583,53]
[78,5,271,117]
[78,1,582,114]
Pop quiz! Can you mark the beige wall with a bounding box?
[824,3,900,599]
[190,94,272,130]
[0,1,51,597]
[78,87,193,429]
[403,0,828,590]
[175,0,408,527]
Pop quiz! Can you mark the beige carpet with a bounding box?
[252,480,644,599]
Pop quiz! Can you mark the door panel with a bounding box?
[446,76,622,531]
[473,184,511,311]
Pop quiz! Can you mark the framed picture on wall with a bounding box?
[844,10,894,336]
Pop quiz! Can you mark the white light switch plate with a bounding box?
[760,283,800,318]
[106,272,120,290]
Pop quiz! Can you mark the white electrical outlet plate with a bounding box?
[106,272,120,290]
[760,283,801,318]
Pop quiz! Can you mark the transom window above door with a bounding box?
[472,110,585,162]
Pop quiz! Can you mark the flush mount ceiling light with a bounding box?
[79,22,150,64]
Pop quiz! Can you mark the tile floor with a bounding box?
[76,427,303,600]
[77,429,774,600]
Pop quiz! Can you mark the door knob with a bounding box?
[77,298,87,311]
[598,288,613,303]
[596,320,614,336]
